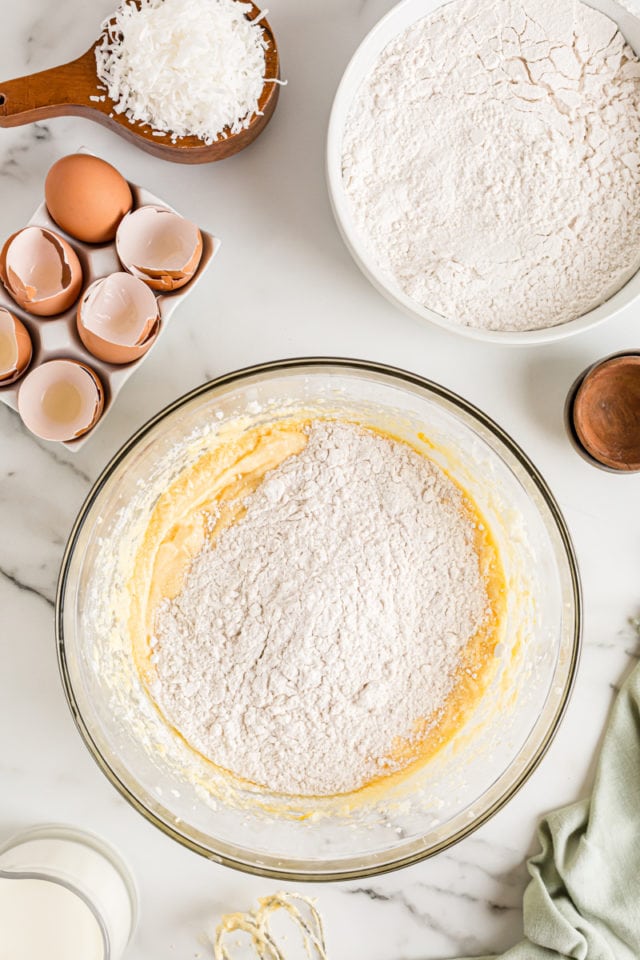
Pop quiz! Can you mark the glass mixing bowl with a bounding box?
[57,359,581,880]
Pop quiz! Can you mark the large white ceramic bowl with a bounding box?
[326,0,640,345]
[57,359,581,880]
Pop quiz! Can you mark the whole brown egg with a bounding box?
[45,154,133,244]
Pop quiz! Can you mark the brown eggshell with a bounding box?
[116,205,203,291]
[45,154,133,244]
[0,307,32,384]
[0,226,83,316]
[18,358,104,441]
[77,272,160,364]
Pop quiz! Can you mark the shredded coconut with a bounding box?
[341,0,640,332]
[152,421,490,796]
[95,0,270,143]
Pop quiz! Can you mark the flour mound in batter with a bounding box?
[342,0,640,332]
[151,421,491,796]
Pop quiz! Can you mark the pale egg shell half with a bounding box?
[18,359,104,442]
[116,205,203,292]
[77,272,160,364]
[0,308,32,384]
[0,226,83,317]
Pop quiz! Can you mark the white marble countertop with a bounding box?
[1,1,639,957]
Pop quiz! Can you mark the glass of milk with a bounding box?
[0,824,137,960]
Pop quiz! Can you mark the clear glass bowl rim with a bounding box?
[56,357,582,881]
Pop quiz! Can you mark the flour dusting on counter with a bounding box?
[151,421,493,796]
[342,0,640,332]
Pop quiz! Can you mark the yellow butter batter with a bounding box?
[129,417,506,800]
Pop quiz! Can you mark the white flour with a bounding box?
[152,421,490,796]
[342,0,640,332]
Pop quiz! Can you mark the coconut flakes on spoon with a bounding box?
[95,0,273,144]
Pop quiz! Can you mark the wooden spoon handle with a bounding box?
[0,49,98,127]
[0,2,279,163]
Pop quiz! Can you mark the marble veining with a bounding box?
[1,0,639,957]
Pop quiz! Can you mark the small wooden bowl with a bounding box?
[0,2,279,164]
[566,352,640,472]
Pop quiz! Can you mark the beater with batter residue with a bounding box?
[214,892,328,960]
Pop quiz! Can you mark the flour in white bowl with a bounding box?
[151,421,492,796]
[341,0,640,332]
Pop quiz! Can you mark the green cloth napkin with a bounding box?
[460,661,640,960]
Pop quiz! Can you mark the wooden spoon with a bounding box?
[572,354,640,471]
[0,2,279,164]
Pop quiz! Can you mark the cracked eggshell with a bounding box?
[18,358,104,442]
[45,154,133,243]
[116,205,203,292]
[0,226,83,316]
[0,308,32,384]
[77,272,161,364]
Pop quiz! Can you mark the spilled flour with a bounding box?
[152,421,491,796]
[341,0,640,331]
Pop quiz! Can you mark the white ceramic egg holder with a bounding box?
[0,183,220,449]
